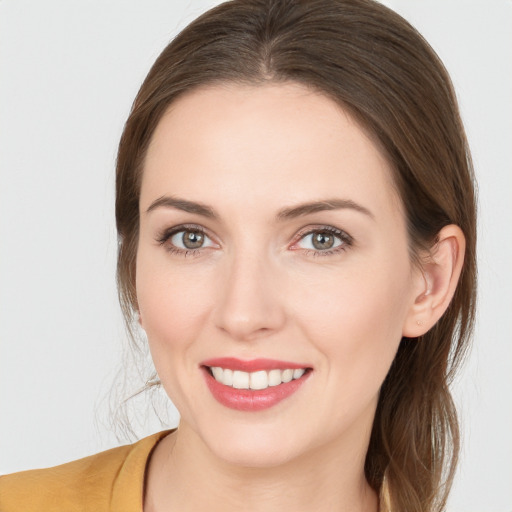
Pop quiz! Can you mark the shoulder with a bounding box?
[0,443,132,511]
[0,430,172,512]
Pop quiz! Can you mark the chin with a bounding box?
[196,418,308,469]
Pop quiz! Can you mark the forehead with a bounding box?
[141,82,402,220]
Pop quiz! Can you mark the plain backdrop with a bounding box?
[0,1,511,511]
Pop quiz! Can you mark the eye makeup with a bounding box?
[155,222,354,259]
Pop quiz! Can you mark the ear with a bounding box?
[402,224,466,338]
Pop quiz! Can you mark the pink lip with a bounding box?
[200,358,312,412]
[201,357,308,372]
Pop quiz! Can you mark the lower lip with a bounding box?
[203,368,311,412]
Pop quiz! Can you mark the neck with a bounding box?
[144,424,379,512]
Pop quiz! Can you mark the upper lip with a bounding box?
[201,357,310,372]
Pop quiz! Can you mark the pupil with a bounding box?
[312,232,334,250]
[183,231,204,249]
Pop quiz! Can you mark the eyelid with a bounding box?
[156,223,219,249]
[289,225,353,252]
[155,223,353,257]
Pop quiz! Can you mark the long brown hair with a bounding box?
[115,1,477,510]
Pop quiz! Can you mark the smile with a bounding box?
[207,366,306,390]
[201,358,312,412]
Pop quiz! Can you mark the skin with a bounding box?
[136,83,465,512]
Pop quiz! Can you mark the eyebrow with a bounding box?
[146,196,374,221]
[276,198,374,221]
[146,196,216,218]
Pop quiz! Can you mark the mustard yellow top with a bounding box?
[1,429,390,511]
[0,430,172,512]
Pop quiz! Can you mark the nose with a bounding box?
[213,251,286,342]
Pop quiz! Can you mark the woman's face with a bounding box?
[137,83,424,467]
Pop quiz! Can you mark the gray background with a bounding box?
[1,1,511,510]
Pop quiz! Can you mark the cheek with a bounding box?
[293,261,412,395]
[135,254,214,378]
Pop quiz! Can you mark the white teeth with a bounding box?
[211,366,223,381]
[268,369,282,387]
[281,369,293,383]
[293,368,305,379]
[250,370,268,390]
[223,368,233,386]
[209,366,307,390]
[232,370,249,389]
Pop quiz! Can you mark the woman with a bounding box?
[0,1,477,511]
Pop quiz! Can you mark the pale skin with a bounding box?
[136,83,465,512]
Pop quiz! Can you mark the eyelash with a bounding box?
[155,224,353,258]
[156,224,210,258]
[293,225,353,257]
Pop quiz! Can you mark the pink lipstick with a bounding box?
[201,357,311,412]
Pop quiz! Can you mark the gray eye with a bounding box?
[170,229,213,250]
[182,231,204,249]
[312,232,335,250]
[297,230,344,251]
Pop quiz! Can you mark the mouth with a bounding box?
[205,366,307,390]
[200,358,312,411]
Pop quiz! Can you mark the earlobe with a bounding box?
[402,225,465,338]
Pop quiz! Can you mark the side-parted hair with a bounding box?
[115,1,477,511]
